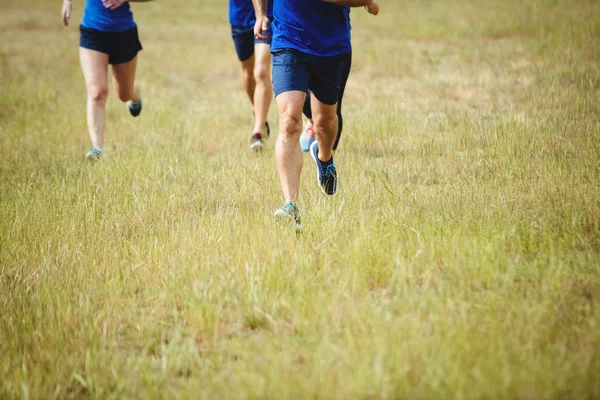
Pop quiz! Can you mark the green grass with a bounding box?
[1,0,599,398]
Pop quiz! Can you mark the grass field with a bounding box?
[1,0,600,398]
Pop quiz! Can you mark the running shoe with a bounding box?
[310,141,337,196]
[250,133,265,152]
[299,122,315,153]
[126,95,142,117]
[84,147,103,162]
[250,122,270,151]
[274,201,302,232]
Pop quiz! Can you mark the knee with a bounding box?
[280,112,303,140]
[313,114,337,136]
[88,84,108,103]
[253,64,270,83]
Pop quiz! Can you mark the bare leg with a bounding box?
[252,44,272,134]
[79,47,109,150]
[112,56,140,103]
[240,55,256,107]
[276,91,306,202]
[310,92,338,162]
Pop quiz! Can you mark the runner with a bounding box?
[229,0,274,151]
[253,0,375,230]
[299,1,380,153]
[61,0,150,161]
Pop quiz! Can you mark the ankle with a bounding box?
[254,123,266,134]
[318,154,332,163]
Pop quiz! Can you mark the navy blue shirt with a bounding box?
[229,0,273,28]
[272,0,351,57]
[81,0,136,32]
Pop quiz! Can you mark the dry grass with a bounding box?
[1,0,599,398]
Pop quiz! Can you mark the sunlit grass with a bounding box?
[1,0,599,398]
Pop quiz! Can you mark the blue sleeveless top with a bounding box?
[82,0,136,32]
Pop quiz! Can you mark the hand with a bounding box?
[365,0,379,15]
[254,15,270,40]
[61,0,72,27]
[102,0,128,10]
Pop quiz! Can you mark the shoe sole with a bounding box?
[274,210,302,232]
[250,140,264,152]
[300,139,314,153]
[310,141,337,196]
[84,154,102,162]
[299,129,315,153]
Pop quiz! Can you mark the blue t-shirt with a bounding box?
[271,0,351,57]
[229,0,273,28]
[82,0,136,32]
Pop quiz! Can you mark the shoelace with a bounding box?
[282,203,300,222]
[283,202,297,213]
[325,164,336,178]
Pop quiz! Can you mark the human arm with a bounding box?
[252,0,270,40]
[323,0,373,7]
[365,0,379,15]
[61,0,72,27]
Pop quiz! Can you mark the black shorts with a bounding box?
[79,25,142,65]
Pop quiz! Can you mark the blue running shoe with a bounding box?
[84,147,103,162]
[126,96,142,117]
[274,201,302,232]
[310,141,337,196]
[299,123,315,153]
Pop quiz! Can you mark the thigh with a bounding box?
[307,54,346,106]
[79,47,109,89]
[253,42,271,71]
[231,25,255,62]
[310,92,338,124]
[272,50,310,98]
[111,56,137,94]
[276,90,307,135]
